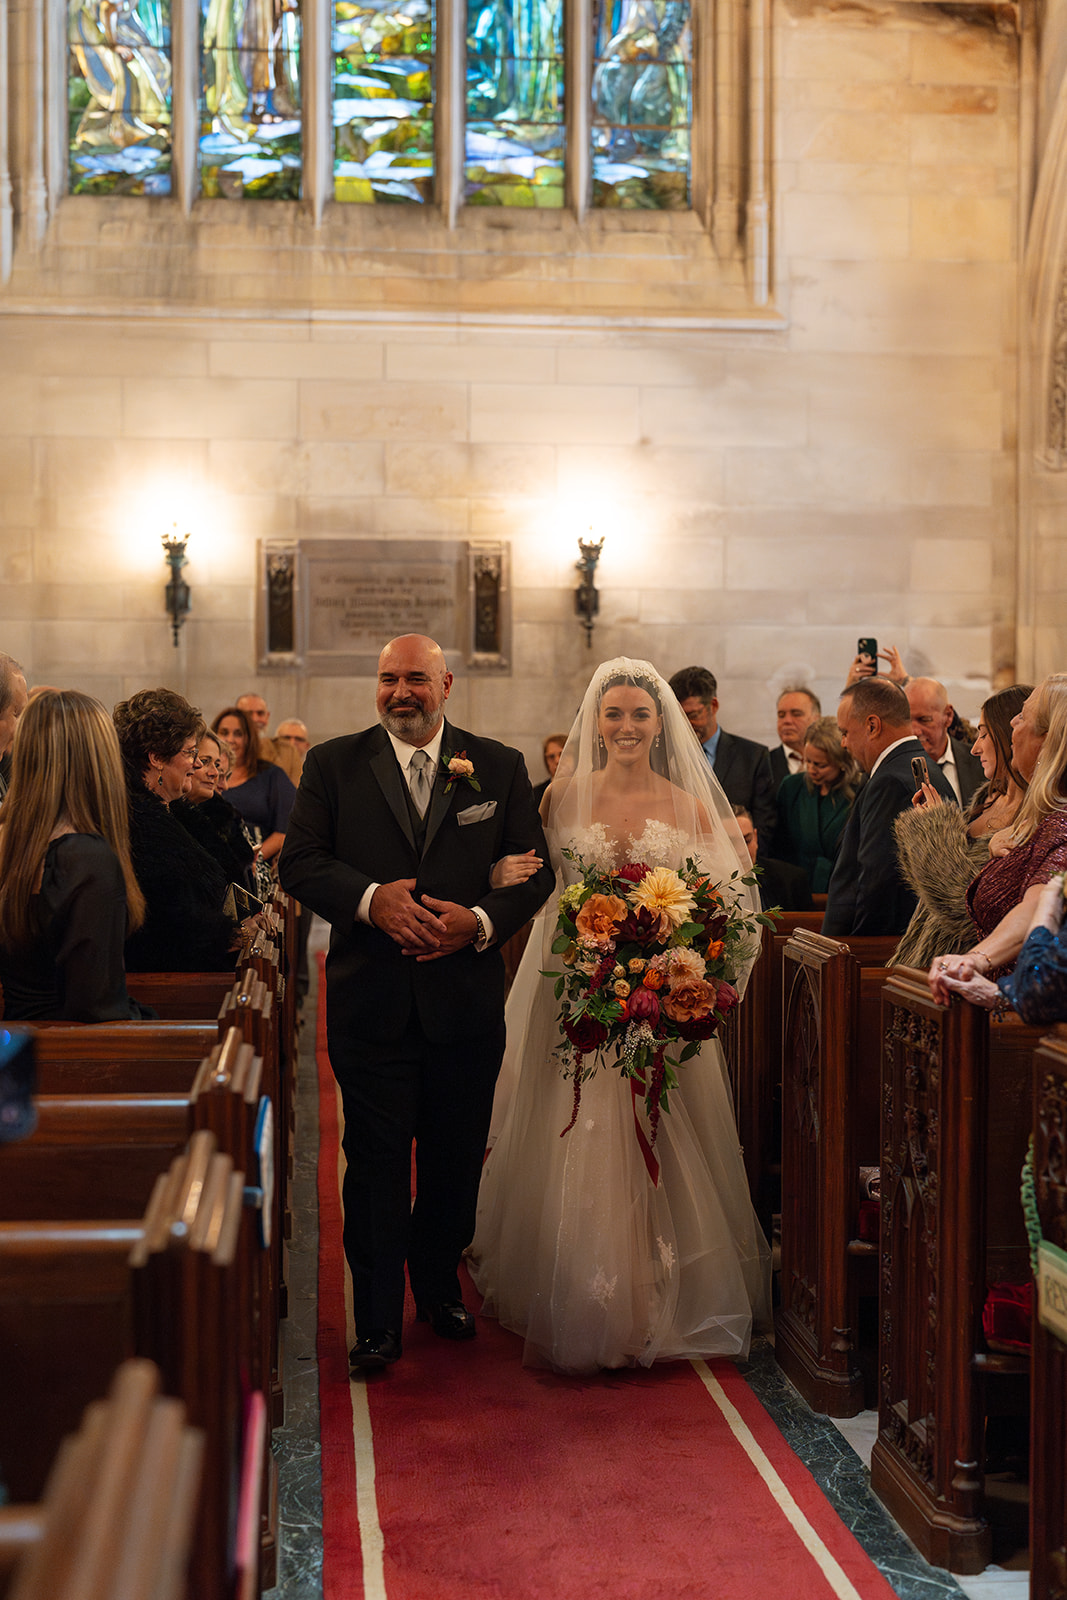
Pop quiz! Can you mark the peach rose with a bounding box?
[703,939,724,962]
[575,894,628,946]
[661,977,716,1023]
[613,979,631,999]
[642,966,666,991]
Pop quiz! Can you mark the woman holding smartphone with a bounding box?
[929,675,1067,999]
[892,684,1031,968]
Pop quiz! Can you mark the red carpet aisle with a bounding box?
[315,963,898,1600]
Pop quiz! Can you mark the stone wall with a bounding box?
[0,0,1021,773]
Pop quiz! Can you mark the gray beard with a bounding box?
[379,704,441,744]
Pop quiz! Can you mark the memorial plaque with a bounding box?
[258,538,510,674]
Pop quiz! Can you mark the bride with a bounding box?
[469,658,771,1375]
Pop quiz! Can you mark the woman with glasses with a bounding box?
[172,727,257,892]
[114,687,260,972]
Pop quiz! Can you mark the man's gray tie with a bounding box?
[409,748,432,817]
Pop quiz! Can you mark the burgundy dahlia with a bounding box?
[617,861,651,884]
[563,1014,609,1053]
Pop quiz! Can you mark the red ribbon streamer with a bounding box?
[630,1077,660,1187]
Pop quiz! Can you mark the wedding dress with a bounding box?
[469,662,771,1375]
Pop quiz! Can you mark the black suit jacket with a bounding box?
[278,720,554,1045]
[713,729,777,841]
[768,746,791,793]
[756,854,813,913]
[822,738,956,938]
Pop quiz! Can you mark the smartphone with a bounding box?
[911,755,929,790]
[858,637,878,669]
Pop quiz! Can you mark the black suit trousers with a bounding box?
[329,1014,505,1333]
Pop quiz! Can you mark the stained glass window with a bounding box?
[200,0,302,197]
[592,0,691,208]
[465,0,564,206]
[333,0,435,203]
[69,0,172,194]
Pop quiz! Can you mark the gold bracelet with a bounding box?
[973,950,992,974]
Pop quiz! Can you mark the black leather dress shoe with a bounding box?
[349,1330,402,1371]
[416,1300,476,1340]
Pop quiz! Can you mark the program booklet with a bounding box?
[222,882,265,924]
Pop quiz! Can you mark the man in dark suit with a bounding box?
[667,665,776,840]
[905,677,984,805]
[768,685,821,792]
[822,677,956,937]
[279,634,554,1371]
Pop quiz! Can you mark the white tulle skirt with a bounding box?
[469,915,771,1375]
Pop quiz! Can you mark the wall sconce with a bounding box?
[575,536,604,648]
[162,526,191,647]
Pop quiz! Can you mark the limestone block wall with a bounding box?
[0,0,1021,774]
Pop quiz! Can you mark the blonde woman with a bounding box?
[931,674,1067,1003]
[0,690,147,1020]
[772,716,859,893]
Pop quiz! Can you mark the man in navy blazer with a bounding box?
[279,634,554,1370]
[822,677,956,937]
[667,665,777,840]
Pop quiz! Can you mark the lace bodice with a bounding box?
[561,821,695,877]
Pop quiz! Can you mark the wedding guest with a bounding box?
[906,676,984,805]
[769,686,820,791]
[733,804,811,911]
[822,678,956,937]
[172,728,256,892]
[0,690,148,1021]
[274,718,311,784]
[236,691,277,761]
[930,674,1067,1001]
[667,664,776,839]
[532,732,567,804]
[116,688,258,972]
[213,705,297,866]
[892,684,1031,969]
[772,716,858,894]
[932,872,1067,1021]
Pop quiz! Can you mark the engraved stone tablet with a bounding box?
[258,538,509,674]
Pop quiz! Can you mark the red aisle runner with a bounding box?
[315,962,898,1600]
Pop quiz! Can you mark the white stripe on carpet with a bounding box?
[339,1087,388,1600]
[691,1360,865,1600]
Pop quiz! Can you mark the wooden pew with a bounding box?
[870,971,1041,1573]
[126,970,236,1021]
[0,1134,265,1600]
[132,1132,269,1599]
[32,1023,217,1094]
[721,909,824,1225]
[0,1359,203,1600]
[222,968,290,1342]
[774,928,899,1416]
[1030,1024,1067,1600]
[0,1032,276,1405]
[0,1096,191,1222]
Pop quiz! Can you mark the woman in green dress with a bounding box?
[773,716,859,894]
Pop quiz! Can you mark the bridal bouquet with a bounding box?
[545,850,772,1169]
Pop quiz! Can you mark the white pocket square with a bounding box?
[457,801,497,826]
